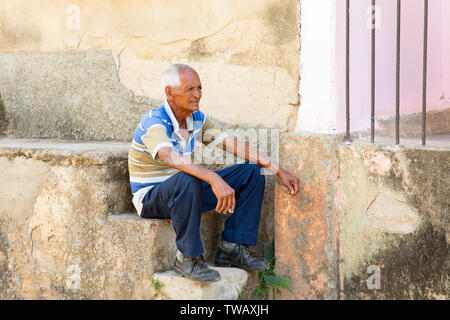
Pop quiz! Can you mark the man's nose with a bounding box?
[193,88,201,99]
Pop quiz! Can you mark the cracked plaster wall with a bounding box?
[0,140,275,299]
[0,0,300,131]
[275,134,449,300]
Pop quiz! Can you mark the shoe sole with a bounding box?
[174,267,221,283]
[215,258,267,271]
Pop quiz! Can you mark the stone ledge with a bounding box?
[108,212,142,220]
[276,133,449,300]
[0,138,129,166]
[0,138,273,299]
[151,267,248,300]
[375,107,450,138]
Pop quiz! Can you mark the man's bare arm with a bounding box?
[219,136,300,195]
[219,136,279,173]
[157,147,235,214]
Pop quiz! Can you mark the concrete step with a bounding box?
[0,139,171,299]
[0,138,133,216]
[109,214,250,300]
[0,138,266,299]
[151,267,248,300]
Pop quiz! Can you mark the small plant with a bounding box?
[254,239,294,298]
[151,276,164,298]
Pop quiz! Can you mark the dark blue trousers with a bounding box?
[141,163,265,258]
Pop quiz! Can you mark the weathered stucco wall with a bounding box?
[0,0,299,131]
[336,144,449,299]
[0,51,156,141]
[275,134,341,299]
[0,139,274,299]
[0,0,289,295]
[275,133,449,300]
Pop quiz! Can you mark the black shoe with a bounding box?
[215,241,268,271]
[174,250,221,282]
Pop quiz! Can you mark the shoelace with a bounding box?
[193,255,207,271]
[234,244,251,264]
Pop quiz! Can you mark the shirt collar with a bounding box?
[164,100,194,133]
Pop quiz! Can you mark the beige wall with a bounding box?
[0,0,300,130]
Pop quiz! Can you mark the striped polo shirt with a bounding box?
[128,100,227,215]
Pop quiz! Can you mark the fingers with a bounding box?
[285,177,300,196]
[223,190,235,215]
[225,196,233,215]
[219,195,229,215]
[286,182,294,195]
[293,178,300,195]
[224,190,235,215]
[215,188,235,214]
[230,192,236,214]
[215,197,224,213]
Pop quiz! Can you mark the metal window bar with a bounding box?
[371,0,376,143]
[345,0,350,142]
[422,0,429,146]
[395,0,401,145]
[346,0,430,145]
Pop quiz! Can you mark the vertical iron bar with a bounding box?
[395,0,401,145]
[422,0,429,146]
[371,0,376,143]
[345,0,350,142]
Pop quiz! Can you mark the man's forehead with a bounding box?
[179,69,201,86]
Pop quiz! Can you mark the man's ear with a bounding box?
[165,86,173,99]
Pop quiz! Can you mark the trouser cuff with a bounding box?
[221,229,258,246]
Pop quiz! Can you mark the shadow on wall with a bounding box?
[0,93,8,135]
[375,108,450,138]
[0,51,159,142]
[344,220,449,300]
[0,17,42,51]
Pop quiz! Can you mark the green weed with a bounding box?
[254,239,294,298]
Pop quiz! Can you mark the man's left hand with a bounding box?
[277,167,301,196]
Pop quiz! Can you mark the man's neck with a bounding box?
[167,100,189,127]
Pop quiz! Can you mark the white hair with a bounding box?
[161,64,196,91]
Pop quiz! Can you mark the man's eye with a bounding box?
[186,87,201,93]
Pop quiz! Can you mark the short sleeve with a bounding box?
[201,115,227,147]
[141,124,173,160]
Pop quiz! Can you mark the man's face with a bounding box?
[168,69,202,115]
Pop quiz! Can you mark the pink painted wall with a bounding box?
[442,0,450,100]
[334,0,449,132]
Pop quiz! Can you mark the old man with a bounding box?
[128,64,300,282]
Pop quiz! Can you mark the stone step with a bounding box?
[0,139,171,299]
[108,214,250,300]
[151,267,248,300]
[0,137,130,167]
[0,138,133,216]
[0,138,268,299]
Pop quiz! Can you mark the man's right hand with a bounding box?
[209,175,235,215]
[158,147,235,215]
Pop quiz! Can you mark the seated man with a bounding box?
[128,64,300,282]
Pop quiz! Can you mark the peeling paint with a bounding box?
[366,191,420,234]
[275,134,449,300]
